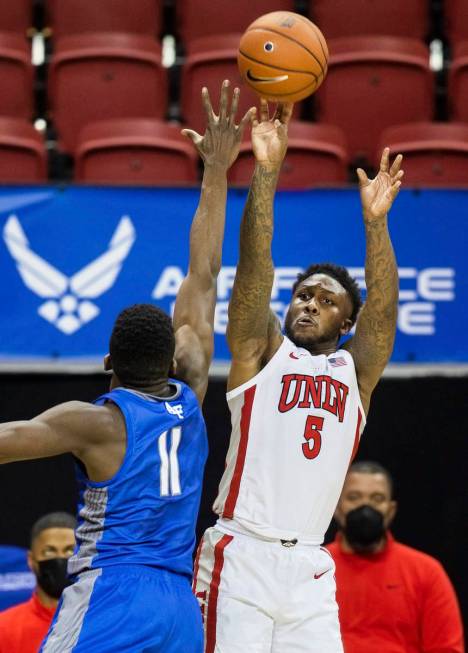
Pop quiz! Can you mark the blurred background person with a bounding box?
[0,512,76,653]
[327,461,464,653]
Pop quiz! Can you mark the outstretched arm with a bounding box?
[227,101,293,391]
[344,148,404,413]
[173,81,253,404]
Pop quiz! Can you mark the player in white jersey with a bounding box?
[194,100,404,652]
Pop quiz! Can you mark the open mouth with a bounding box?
[246,70,289,83]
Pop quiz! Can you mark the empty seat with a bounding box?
[444,0,468,46]
[0,33,33,119]
[378,122,468,186]
[176,0,295,45]
[75,119,199,184]
[315,37,434,163]
[0,0,33,37]
[229,122,349,188]
[181,34,259,134]
[448,42,468,122]
[0,117,46,181]
[310,0,429,40]
[46,0,163,40]
[49,33,167,153]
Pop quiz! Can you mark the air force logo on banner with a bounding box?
[3,215,136,334]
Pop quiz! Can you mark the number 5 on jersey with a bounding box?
[302,415,324,460]
[158,427,181,496]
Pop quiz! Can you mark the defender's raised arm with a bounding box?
[344,148,403,413]
[227,100,293,390]
[173,81,253,403]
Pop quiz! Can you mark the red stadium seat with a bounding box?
[310,0,429,40]
[444,0,468,46]
[75,119,199,184]
[181,34,258,135]
[315,37,434,163]
[0,0,33,37]
[176,0,295,45]
[229,122,349,188]
[448,42,468,122]
[0,117,46,181]
[378,122,468,186]
[48,33,168,154]
[181,34,301,135]
[47,0,163,40]
[0,33,33,119]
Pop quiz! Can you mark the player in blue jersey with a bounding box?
[0,81,254,652]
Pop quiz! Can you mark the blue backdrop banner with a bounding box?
[0,186,466,364]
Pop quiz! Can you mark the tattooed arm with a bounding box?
[227,101,292,391]
[343,148,404,414]
[173,81,253,404]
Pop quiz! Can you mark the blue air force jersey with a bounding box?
[68,382,208,579]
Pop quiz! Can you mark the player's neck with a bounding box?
[124,379,174,397]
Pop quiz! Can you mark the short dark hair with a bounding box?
[109,303,175,386]
[31,512,77,546]
[292,263,363,326]
[349,460,394,497]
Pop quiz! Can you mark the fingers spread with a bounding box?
[389,153,403,177]
[280,102,294,124]
[229,87,240,125]
[219,79,229,121]
[202,87,215,123]
[239,106,256,132]
[379,147,390,173]
[259,98,269,122]
[356,167,369,185]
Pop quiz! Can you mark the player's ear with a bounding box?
[169,358,177,378]
[340,318,353,336]
[103,353,113,372]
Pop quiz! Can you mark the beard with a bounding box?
[284,310,340,351]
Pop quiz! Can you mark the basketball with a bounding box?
[237,11,329,103]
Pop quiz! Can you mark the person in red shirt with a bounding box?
[327,461,464,653]
[0,512,76,653]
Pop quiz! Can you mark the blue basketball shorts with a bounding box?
[40,564,203,652]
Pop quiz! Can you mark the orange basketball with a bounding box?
[237,11,328,103]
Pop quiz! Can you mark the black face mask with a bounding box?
[35,558,71,599]
[344,505,385,550]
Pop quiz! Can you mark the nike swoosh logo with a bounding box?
[247,69,289,83]
[289,352,299,359]
[314,569,331,580]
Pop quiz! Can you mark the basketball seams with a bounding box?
[238,49,318,79]
[246,26,326,77]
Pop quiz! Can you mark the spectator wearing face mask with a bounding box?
[0,512,76,653]
[327,461,464,653]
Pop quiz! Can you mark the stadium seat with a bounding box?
[75,119,199,184]
[0,117,46,181]
[448,42,468,122]
[46,0,163,40]
[378,122,468,186]
[229,122,349,188]
[176,0,295,45]
[0,0,33,37]
[315,37,434,163]
[310,0,429,40]
[181,34,302,135]
[48,33,167,154]
[444,0,468,46]
[0,33,33,119]
[181,34,258,134]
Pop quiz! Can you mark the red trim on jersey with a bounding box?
[192,538,203,592]
[349,408,363,464]
[206,534,233,653]
[222,385,256,519]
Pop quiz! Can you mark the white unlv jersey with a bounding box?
[214,336,366,543]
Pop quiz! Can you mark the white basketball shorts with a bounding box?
[193,526,343,653]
